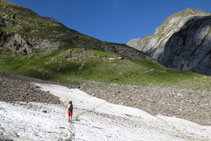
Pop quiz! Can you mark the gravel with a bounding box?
[0,71,60,104]
[1,71,211,126]
[80,80,211,126]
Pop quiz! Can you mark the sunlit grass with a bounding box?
[1,47,209,90]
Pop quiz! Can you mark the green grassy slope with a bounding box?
[1,0,211,90]
[0,48,206,87]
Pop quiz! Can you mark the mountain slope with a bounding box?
[128,8,211,75]
[0,0,206,86]
[0,47,201,85]
[0,0,151,62]
[159,16,211,75]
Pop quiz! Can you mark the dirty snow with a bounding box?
[0,83,211,141]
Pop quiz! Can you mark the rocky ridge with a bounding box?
[160,16,211,75]
[0,0,153,62]
[128,8,211,75]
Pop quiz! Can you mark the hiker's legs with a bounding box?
[68,111,73,122]
[68,116,71,122]
[70,116,72,122]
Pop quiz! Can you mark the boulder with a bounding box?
[4,33,34,55]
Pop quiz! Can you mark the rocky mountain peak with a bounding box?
[127,9,211,75]
[128,8,210,52]
[170,8,209,18]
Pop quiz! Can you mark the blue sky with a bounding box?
[6,0,211,43]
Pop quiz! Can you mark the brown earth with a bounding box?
[0,71,60,104]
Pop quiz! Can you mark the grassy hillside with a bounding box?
[0,48,207,87]
[1,0,211,91]
[0,0,101,51]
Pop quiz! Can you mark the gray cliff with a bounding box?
[127,8,211,75]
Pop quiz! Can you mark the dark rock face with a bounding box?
[0,1,62,54]
[72,38,153,61]
[3,33,34,55]
[159,16,211,75]
[128,9,211,75]
[0,31,7,45]
[101,42,153,61]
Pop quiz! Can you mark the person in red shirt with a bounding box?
[67,101,73,123]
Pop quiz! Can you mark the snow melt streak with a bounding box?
[0,102,70,141]
[36,83,211,141]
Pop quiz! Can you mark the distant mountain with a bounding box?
[128,8,211,75]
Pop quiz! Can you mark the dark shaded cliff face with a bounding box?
[159,16,211,75]
[0,0,152,62]
[128,8,211,75]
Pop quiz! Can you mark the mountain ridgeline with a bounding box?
[128,8,211,75]
[0,0,209,86]
[0,0,151,61]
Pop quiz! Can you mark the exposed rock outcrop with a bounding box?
[128,8,211,75]
[0,1,64,54]
[101,42,153,61]
[0,0,153,62]
[160,16,211,75]
[3,33,34,55]
[127,35,151,51]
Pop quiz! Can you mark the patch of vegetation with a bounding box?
[1,0,211,90]
[0,48,207,88]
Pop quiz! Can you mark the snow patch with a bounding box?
[1,83,211,141]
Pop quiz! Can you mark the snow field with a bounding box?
[36,83,211,141]
[1,83,211,141]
